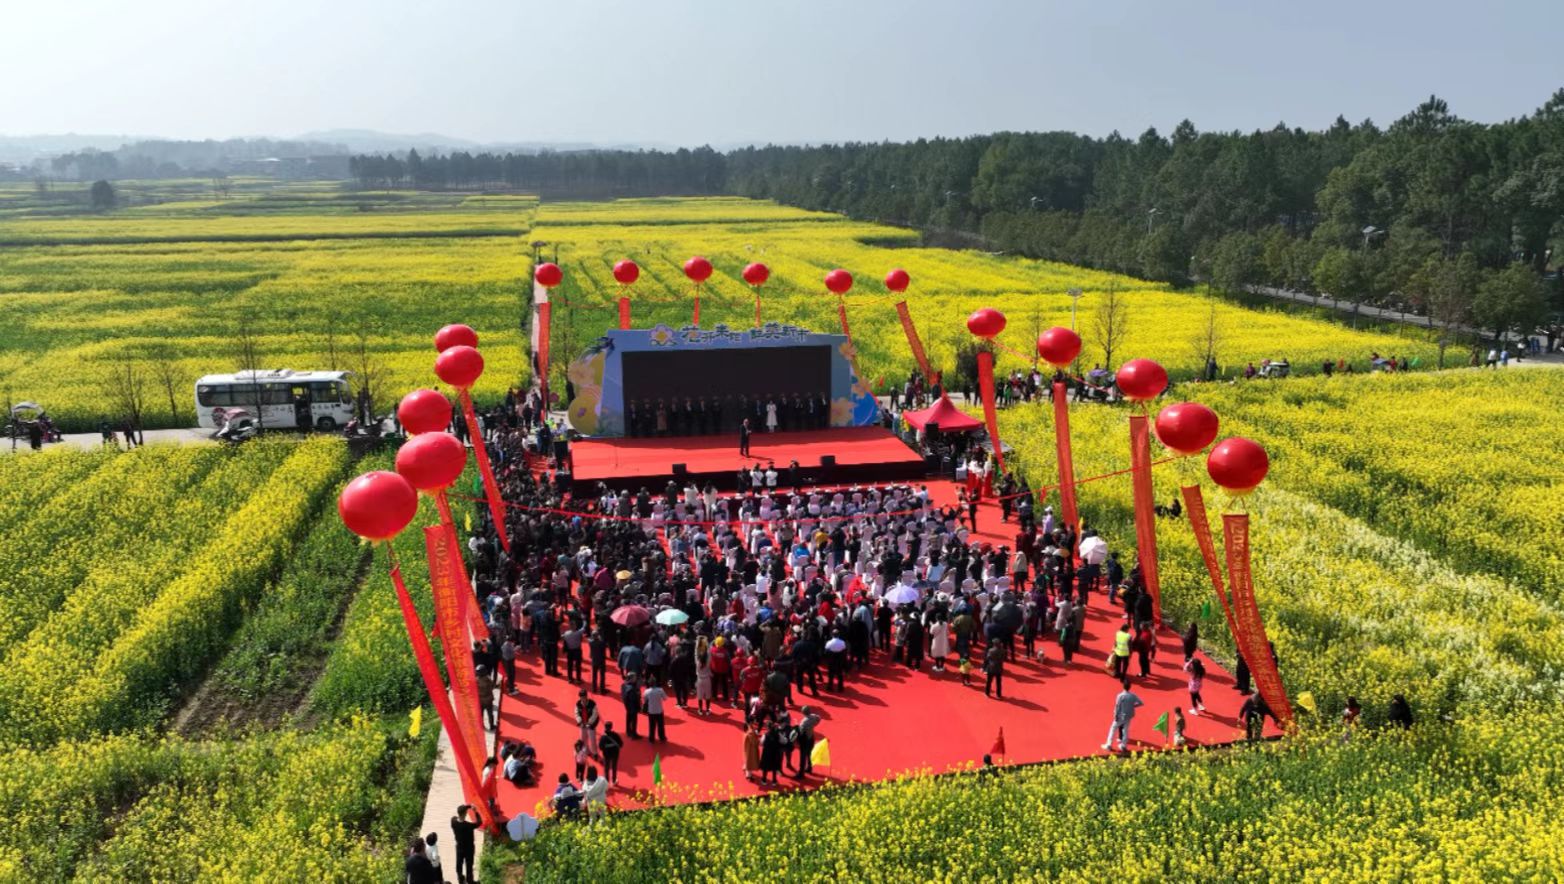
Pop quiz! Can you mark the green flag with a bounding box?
[472,473,483,496]
[652,754,663,785]
[1200,600,1212,621]
[1152,711,1169,735]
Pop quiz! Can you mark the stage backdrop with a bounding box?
[566,323,879,437]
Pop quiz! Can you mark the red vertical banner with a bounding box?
[1128,414,1162,626]
[426,527,489,775]
[1051,381,1078,533]
[434,491,488,638]
[976,350,1005,473]
[389,562,490,828]
[753,291,762,328]
[535,300,551,413]
[618,295,631,330]
[1222,513,1294,728]
[692,287,701,327]
[1181,485,1241,643]
[458,389,510,554]
[836,299,852,340]
[894,301,935,384]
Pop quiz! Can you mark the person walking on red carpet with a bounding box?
[1103,678,1143,753]
[739,417,752,456]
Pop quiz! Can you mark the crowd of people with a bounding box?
[626,390,832,437]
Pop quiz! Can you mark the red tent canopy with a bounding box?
[903,394,982,432]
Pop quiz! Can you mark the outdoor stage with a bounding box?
[493,483,1277,818]
[567,427,929,493]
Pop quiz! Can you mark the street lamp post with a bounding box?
[1067,287,1084,331]
[1147,207,1160,234]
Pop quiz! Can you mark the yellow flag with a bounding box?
[464,511,473,533]
[408,706,423,738]
[1297,692,1317,715]
[811,738,831,767]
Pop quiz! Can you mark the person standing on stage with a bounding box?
[739,417,753,456]
[766,397,779,433]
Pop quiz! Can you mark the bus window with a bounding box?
[197,384,228,407]
[262,383,292,405]
[336,382,352,404]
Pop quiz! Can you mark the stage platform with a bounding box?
[567,427,929,492]
[493,481,1279,818]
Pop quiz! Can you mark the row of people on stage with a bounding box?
[625,391,831,438]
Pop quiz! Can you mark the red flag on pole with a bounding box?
[990,727,1006,756]
[976,350,1005,472]
[1128,414,1162,626]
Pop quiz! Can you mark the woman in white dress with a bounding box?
[928,615,950,671]
[765,399,779,432]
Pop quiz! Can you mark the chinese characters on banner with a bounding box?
[1223,513,1294,728]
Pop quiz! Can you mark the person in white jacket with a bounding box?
[582,766,610,822]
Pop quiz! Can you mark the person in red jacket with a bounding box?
[710,637,733,705]
[739,659,765,714]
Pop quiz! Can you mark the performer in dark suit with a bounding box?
[739,417,753,456]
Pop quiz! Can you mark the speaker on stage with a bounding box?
[820,455,837,469]
[672,463,688,479]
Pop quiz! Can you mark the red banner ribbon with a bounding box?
[895,301,935,384]
[458,388,509,554]
[976,349,1004,473]
[618,295,631,330]
[1222,513,1294,727]
[425,527,490,776]
[1128,414,1162,626]
[389,560,491,829]
[1181,485,1241,644]
[535,300,551,412]
[1051,381,1078,534]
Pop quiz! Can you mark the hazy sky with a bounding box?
[3,0,1560,146]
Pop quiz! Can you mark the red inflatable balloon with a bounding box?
[612,259,640,285]
[534,262,563,288]
[395,431,468,492]
[1154,402,1220,455]
[338,470,419,541]
[1036,326,1082,367]
[434,345,484,389]
[434,323,478,353]
[683,256,713,283]
[1116,359,1168,401]
[884,268,910,293]
[966,307,1007,339]
[742,262,770,286]
[1207,437,1270,493]
[825,268,853,295]
[398,389,453,436]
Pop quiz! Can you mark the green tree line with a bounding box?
[349,90,1564,347]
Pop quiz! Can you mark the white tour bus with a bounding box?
[194,369,356,431]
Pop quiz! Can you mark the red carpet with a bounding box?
[494,483,1276,817]
[569,427,926,489]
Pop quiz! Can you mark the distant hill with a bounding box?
[0,134,140,165]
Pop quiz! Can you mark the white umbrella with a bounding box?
[654,608,689,626]
[1079,536,1109,565]
[883,585,920,606]
[825,637,847,653]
